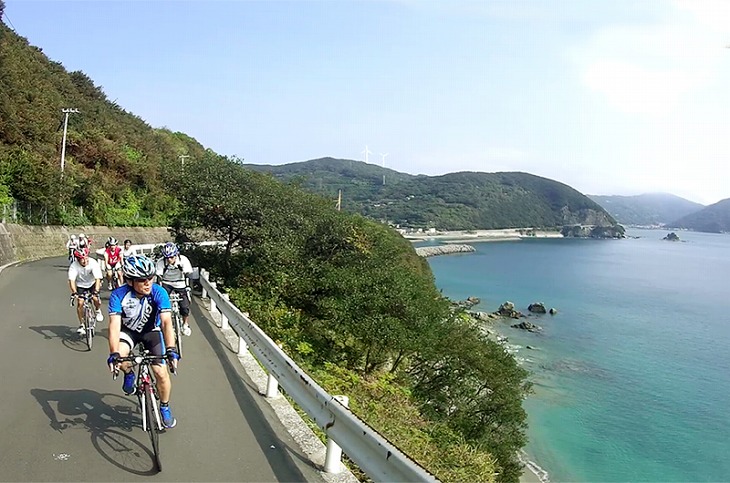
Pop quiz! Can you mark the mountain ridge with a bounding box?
[588,193,704,226]
[669,197,730,233]
[245,157,623,234]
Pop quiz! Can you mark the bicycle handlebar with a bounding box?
[112,351,176,379]
[70,291,98,306]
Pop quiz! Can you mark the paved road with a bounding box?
[0,257,324,482]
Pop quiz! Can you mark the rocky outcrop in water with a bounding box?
[528,302,547,314]
[561,224,625,239]
[495,301,524,319]
[663,232,680,241]
[511,321,542,332]
[415,244,476,257]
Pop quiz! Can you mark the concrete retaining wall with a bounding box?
[0,223,173,266]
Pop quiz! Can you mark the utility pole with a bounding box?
[380,153,389,185]
[335,189,342,211]
[60,108,79,174]
[179,154,190,167]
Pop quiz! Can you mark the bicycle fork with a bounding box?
[139,375,163,432]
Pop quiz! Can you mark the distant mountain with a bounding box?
[245,158,620,233]
[670,198,730,233]
[588,193,704,226]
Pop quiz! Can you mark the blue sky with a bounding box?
[4,0,730,204]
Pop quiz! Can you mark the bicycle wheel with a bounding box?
[173,313,183,358]
[144,384,162,471]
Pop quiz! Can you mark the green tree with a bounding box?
[409,313,531,482]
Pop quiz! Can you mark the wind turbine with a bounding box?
[380,153,389,185]
[361,145,373,164]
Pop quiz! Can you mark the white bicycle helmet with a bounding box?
[161,242,179,258]
[122,255,156,279]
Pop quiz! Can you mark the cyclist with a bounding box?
[65,234,79,262]
[122,239,137,258]
[155,242,193,336]
[68,247,104,335]
[107,255,179,428]
[78,233,94,252]
[104,237,124,290]
[96,240,108,272]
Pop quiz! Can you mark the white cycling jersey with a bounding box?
[68,258,103,289]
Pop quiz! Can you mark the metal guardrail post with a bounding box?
[324,395,350,473]
[238,335,248,356]
[220,294,230,329]
[265,374,279,398]
[237,310,249,355]
[201,269,208,299]
[209,282,217,316]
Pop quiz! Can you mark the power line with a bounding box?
[2,11,18,32]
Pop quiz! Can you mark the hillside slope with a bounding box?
[670,198,730,233]
[246,159,619,231]
[589,193,704,226]
[0,21,208,225]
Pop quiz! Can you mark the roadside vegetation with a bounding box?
[173,155,532,482]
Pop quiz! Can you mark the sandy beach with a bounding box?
[406,228,563,244]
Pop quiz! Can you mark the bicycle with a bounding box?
[108,265,123,290]
[70,292,98,351]
[113,349,170,472]
[168,292,184,358]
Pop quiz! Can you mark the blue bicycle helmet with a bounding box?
[122,255,156,279]
[161,242,179,258]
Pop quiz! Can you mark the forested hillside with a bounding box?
[589,193,704,226]
[245,158,620,231]
[670,198,730,233]
[0,19,207,225]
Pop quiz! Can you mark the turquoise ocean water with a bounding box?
[425,229,730,482]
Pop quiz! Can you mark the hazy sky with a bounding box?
[4,0,730,204]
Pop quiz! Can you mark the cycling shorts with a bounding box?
[119,327,167,366]
[162,284,190,317]
[106,261,122,271]
[76,285,97,296]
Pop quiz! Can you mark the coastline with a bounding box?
[472,314,552,483]
[406,228,563,244]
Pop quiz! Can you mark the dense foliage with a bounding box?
[589,193,704,226]
[0,22,205,225]
[175,155,532,481]
[670,197,730,233]
[246,158,618,230]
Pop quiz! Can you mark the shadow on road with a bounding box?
[192,300,312,481]
[28,325,110,352]
[31,388,159,476]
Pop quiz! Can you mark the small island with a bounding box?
[663,232,680,241]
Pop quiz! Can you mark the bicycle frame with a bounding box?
[72,292,97,350]
[169,292,184,357]
[137,361,163,433]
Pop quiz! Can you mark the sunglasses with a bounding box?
[133,276,155,283]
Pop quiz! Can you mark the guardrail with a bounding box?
[124,243,437,481]
[197,268,437,482]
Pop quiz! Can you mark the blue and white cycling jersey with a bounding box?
[108,284,171,333]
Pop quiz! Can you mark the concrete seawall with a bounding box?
[0,223,173,266]
[415,244,476,258]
